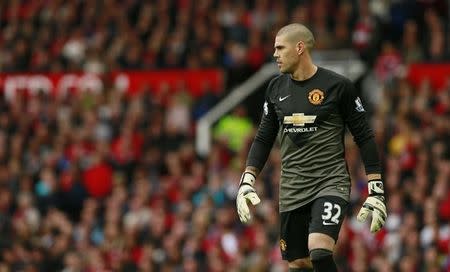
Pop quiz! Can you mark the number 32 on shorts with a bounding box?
[322,202,341,225]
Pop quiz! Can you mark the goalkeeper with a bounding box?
[236,23,387,272]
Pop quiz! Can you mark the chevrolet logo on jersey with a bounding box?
[283,113,317,126]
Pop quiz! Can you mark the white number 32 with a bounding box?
[322,202,341,224]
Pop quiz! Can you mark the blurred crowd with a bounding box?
[0,0,449,271]
[0,0,448,74]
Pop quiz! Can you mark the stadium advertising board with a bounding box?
[406,63,450,91]
[0,70,224,100]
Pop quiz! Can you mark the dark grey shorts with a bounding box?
[279,196,348,261]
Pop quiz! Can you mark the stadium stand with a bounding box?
[0,0,449,271]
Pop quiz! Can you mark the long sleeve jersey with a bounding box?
[247,67,381,212]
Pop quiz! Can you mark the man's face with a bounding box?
[273,35,299,74]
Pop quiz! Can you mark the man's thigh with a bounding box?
[279,205,311,261]
[309,196,349,243]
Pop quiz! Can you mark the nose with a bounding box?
[273,51,278,59]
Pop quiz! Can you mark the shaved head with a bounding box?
[277,23,315,50]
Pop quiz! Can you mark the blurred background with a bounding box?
[0,0,449,271]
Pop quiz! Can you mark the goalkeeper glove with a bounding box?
[236,172,260,223]
[357,179,387,233]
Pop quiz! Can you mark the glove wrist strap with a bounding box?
[239,171,256,187]
[368,179,384,197]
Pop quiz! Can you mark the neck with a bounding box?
[291,57,317,81]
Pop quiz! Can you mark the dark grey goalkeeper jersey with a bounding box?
[247,67,380,212]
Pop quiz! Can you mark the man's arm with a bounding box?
[237,80,279,223]
[246,100,280,172]
[338,79,381,175]
[339,79,387,233]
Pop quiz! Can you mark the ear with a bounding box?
[296,41,305,55]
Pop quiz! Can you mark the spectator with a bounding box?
[374,41,403,83]
[423,8,447,61]
[214,105,253,154]
[401,20,424,64]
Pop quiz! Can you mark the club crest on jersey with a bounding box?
[308,89,324,105]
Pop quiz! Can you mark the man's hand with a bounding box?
[357,179,387,232]
[236,172,260,223]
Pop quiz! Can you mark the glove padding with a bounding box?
[357,180,387,233]
[236,172,260,223]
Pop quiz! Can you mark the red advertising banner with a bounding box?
[407,63,450,91]
[0,70,224,100]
